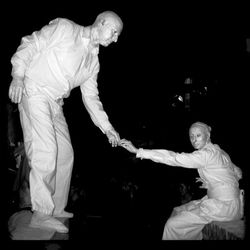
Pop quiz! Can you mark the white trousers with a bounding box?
[18,92,74,215]
[162,193,243,240]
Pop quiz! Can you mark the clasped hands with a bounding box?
[119,139,138,154]
[105,129,138,154]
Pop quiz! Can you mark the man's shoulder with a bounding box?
[46,18,81,36]
[49,17,75,26]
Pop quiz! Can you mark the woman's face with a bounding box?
[189,126,209,150]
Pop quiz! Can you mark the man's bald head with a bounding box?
[94,11,123,34]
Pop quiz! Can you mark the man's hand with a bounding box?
[105,128,120,147]
[9,78,24,103]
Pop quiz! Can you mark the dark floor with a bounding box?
[5,208,167,250]
[6,196,169,242]
[68,211,165,241]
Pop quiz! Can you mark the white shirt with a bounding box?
[11,18,113,133]
[136,142,241,191]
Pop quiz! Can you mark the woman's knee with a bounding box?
[165,216,176,229]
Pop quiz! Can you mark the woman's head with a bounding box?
[189,122,211,150]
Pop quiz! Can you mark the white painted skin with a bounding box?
[90,12,122,47]
[189,125,210,150]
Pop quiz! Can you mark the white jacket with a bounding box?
[11,18,113,133]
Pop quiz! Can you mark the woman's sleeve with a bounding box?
[136,148,206,169]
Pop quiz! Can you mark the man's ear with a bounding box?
[99,18,106,27]
[96,18,106,31]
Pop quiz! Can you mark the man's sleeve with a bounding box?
[80,60,113,133]
[136,148,205,168]
[10,18,72,80]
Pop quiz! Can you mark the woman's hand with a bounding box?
[119,139,138,154]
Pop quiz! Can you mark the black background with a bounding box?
[1,1,249,241]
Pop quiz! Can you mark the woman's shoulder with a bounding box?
[200,142,218,156]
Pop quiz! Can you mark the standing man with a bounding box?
[8,11,123,233]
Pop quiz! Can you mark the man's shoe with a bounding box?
[30,211,69,233]
[53,211,74,218]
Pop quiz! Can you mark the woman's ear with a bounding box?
[206,132,211,142]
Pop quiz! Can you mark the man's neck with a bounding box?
[82,26,91,39]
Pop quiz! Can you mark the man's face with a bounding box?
[98,20,120,47]
[189,126,208,150]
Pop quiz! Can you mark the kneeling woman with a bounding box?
[119,122,243,240]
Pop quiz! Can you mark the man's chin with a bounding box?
[101,41,112,47]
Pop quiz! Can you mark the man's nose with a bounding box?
[113,34,118,42]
